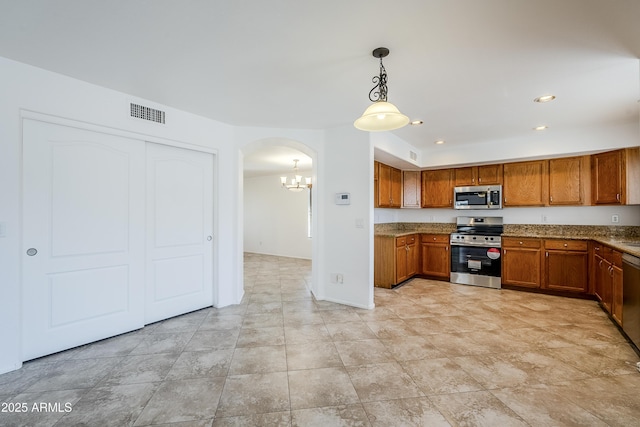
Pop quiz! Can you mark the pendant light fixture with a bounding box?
[354,47,409,132]
[280,159,311,192]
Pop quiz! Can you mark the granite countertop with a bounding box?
[375,223,640,257]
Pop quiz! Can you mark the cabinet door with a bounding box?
[612,265,623,325]
[402,171,421,208]
[396,244,408,283]
[502,247,541,288]
[592,150,623,205]
[420,243,450,279]
[596,256,613,312]
[454,167,476,186]
[544,250,588,292]
[390,166,402,207]
[407,243,419,277]
[503,160,548,206]
[378,163,392,207]
[477,164,503,185]
[374,161,380,208]
[422,169,453,208]
[549,156,589,205]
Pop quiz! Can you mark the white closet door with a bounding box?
[22,120,145,360]
[145,143,214,324]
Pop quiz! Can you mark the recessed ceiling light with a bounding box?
[434,140,445,144]
[533,125,548,131]
[410,120,424,125]
[534,95,556,103]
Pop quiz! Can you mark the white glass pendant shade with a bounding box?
[354,101,410,131]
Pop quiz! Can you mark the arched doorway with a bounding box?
[241,138,318,298]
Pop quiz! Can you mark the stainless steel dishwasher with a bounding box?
[622,253,640,352]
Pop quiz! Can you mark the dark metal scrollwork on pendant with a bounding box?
[368,59,388,102]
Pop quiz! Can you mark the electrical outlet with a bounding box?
[612,214,620,224]
[330,273,343,284]
[337,274,344,284]
[541,214,548,223]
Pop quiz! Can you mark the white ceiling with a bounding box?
[1,0,639,175]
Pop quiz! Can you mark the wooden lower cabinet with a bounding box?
[374,234,417,288]
[420,234,450,279]
[502,237,542,288]
[612,263,623,325]
[591,244,624,325]
[374,233,449,287]
[543,239,588,292]
[594,253,612,310]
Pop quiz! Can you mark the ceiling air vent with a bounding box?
[409,151,417,161]
[130,103,165,124]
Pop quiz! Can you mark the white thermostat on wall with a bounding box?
[335,193,351,205]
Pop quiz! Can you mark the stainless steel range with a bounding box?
[450,216,503,289]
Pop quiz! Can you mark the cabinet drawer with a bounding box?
[421,234,449,243]
[503,237,541,249]
[544,239,588,251]
[395,234,416,247]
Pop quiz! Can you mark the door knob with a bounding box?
[26,248,38,256]
[207,236,213,241]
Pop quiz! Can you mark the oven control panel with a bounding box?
[450,233,501,247]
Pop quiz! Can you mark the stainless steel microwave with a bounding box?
[454,185,502,209]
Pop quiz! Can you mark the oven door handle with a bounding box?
[450,242,501,248]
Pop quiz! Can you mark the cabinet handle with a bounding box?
[550,196,553,202]
[563,243,568,247]
[445,246,448,251]
[599,260,603,268]
[433,237,437,241]
[616,193,620,201]
[519,241,523,245]
[478,178,481,183]
[595,247,600,251]
[546,251,549,257]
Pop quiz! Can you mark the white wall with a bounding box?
[319,126,374,309]
[244,173,312,259]
[376,205,640,227]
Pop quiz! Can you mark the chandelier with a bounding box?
[280,159,311,192]
[354,47,409,132]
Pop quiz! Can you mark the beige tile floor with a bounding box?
[1,253,640,426]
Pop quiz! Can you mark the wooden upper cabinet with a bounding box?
[377,162,402,208]
[374,161,380,208]
[402,170,421,208]
[453,167,476,186]
[477,164,503,185]
[503,160,549,206]
[390,167,402,208]
[591,148,640,205]
[453,164,503,186]
[421,169,453,208]
[549,156,591,205]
